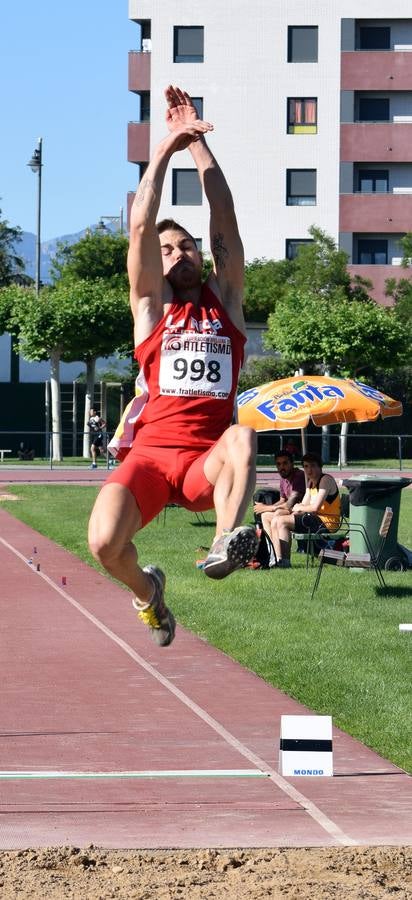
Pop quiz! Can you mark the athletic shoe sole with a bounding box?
[203,527,258,580]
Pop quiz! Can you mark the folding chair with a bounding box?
[311,506,393,599]
[159,504,207,525]
[292,493,350,569]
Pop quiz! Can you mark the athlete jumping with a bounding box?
[88,86,257,647]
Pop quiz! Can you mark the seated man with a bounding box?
[253,450,306,566]
[268,452,341,568]
[17,442,35,461]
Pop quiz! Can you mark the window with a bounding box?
[286,239,314,259]
[357,239,388,265]
[358,97,389,121]
[191,97,203,118]
[358,169,389,193]
[286,169,317,206]
[173,26,204,63]
[288,26,318,62]
[288,98,317,133]
[359,26,390,50]
[139,92,150,123]
[141,20,151,41]
[139,162,148,180]
[172,169,202,205]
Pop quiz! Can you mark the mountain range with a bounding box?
[19,224,118,284]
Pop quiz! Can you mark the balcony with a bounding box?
[347,264,403,305]
[340,123,412,162]
[340,193,412,232]
[128,50,151,92]
[127,122,150,164]
[341,51,412,91]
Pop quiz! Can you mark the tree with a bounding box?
[265,289,409,377]
[53,277,132,455]
[9,280,131,460]
[238,355,295,393]
[289,226,371,302]
[51,228,129,289]
[243,258,293,322]
[265,273,409,465]
[51,229,132,454]
[0,207,28,286]
[0,284,17,334]
[385,233,412,334]
[7,285,64,459]
[240,228,371,325]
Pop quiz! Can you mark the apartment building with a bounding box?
[127,1,412,304]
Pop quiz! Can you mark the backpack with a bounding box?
[253,527,277,569]
[253,488,280,506]
[253,489,280,527]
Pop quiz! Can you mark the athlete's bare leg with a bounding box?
[200,425,258,579]
[88,483,153,604]
[203,424,257,536]
[89,483,176,645]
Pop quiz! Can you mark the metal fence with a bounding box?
[0,430,411,470]
[257,431,412,470]
[0,430,115,470]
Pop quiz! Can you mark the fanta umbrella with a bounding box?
[237,375,403,431]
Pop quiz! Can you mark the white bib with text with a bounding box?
[159,331,232,399]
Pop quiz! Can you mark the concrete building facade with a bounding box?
[127,0,412,303]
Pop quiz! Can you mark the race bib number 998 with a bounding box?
[159,332,232,399]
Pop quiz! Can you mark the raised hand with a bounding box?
[165,85,213,134]
[163,120,213,155]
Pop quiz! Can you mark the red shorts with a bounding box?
[104,444,215,526]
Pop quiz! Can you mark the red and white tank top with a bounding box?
[132,283,246,449]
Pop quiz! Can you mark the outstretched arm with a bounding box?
[165,86,245,333]
[128,118,213,346]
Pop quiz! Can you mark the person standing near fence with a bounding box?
[87,408,106,469]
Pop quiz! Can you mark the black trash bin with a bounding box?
[342,476,411,571]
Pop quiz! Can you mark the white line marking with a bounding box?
[0,535,356,845]
[0,769,266,780]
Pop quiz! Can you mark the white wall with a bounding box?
[129,0,412,263]
[0,334,131,384]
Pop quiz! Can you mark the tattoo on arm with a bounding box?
[212,232,229,269]
[134,178,156,208]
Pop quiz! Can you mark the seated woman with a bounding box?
[267,452,341,568]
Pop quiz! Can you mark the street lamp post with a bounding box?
[27,137,43,295]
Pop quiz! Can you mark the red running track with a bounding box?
[0,508,410,850]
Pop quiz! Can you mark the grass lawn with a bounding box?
[2,485,412,773]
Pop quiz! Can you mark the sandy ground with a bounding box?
[0,846,410,899]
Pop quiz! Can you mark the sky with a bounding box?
[1,1,138,242]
